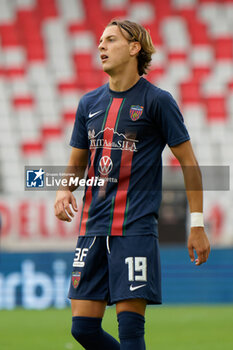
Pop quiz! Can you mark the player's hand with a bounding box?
[187,227,210,266]
[54,190,78,222]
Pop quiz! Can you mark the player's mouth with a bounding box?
[101,54,108,62]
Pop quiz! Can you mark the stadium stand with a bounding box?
[0,0,232,245]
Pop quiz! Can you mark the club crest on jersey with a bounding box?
[130,105,144,121]
[72,271,81,289]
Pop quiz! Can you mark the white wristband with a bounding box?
[191,212,204,227]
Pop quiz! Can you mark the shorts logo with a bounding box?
[98,156,113,176]
[130,105,144,121]
[72,271,81,289]
[130,284,146,291]
[26,168,45,188]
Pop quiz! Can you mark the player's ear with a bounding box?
[129,41,141,57]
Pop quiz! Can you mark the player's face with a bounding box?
[98,26,133,75]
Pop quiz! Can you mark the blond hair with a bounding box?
[107,19,155,76]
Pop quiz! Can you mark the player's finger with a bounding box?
[202,244,210,263]
[195,250,205,265]
[59,204,72,221]
[63,201,74,218]
[62,211,73,222]
[55,201,72,222]
[56,211,66,220]
[203,250,209,262]
[188,245,195,262]
[54,201,64,217]
[71,195,78,212]
[55,209,71,222]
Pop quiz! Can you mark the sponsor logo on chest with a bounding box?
[88,128,138,152]
[98,156,113,176]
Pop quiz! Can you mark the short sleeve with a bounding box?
[70,98,89,149]
[156,90,190,147]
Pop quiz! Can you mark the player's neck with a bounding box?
[109,70,140,92]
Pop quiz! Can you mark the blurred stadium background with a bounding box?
[0,0,233,348]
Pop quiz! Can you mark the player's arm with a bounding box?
[170,140,210,266]
[54,147,88,222]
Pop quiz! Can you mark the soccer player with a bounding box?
[54,20,210,350]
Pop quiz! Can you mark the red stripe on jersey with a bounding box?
[111,147,134,235]
[79,148,96,236]
[103,97,123,157]
[80,97,123,236]
[98,98,123,192]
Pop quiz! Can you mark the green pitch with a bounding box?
[0,305,233,350]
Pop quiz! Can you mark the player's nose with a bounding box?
[98,40,106,51]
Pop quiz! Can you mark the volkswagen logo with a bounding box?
[98,156,113,176]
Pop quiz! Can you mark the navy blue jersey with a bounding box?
[70,77,190,237]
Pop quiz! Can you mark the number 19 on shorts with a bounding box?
[125,257,147,282]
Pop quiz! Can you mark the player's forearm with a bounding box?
[59,148,89,192]
[170,141,203,213]
[181,164,203,213]
[58,165,87,192]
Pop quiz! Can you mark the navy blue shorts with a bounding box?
[68,235,162,305]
